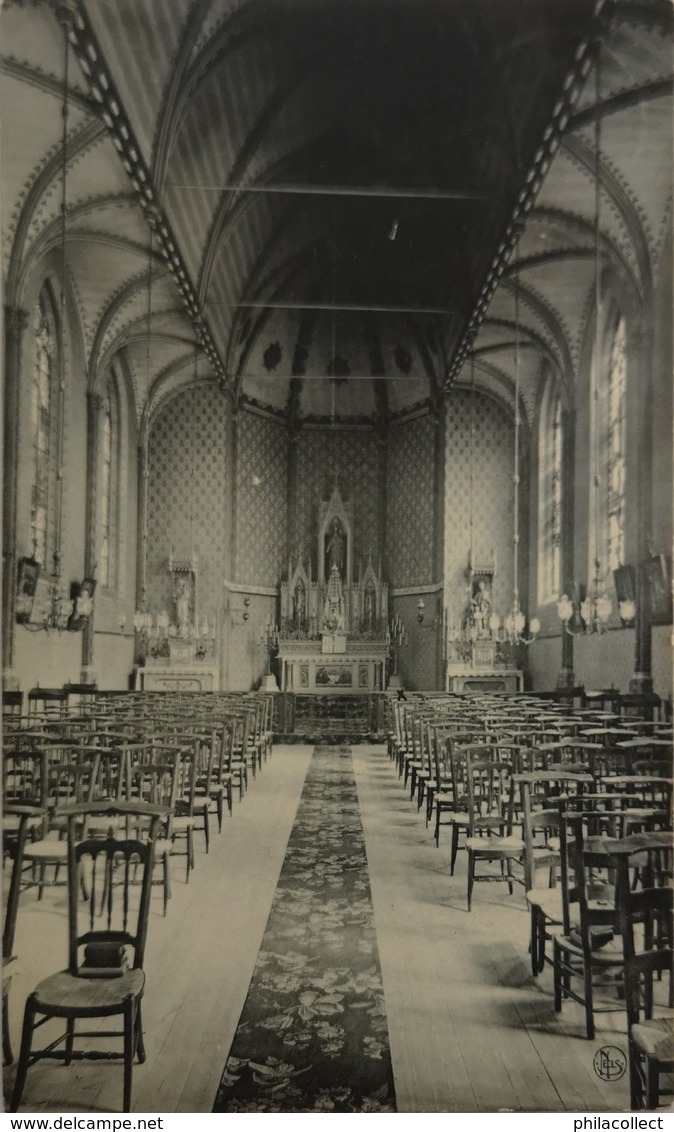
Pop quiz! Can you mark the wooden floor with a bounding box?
[4,744,633,1113]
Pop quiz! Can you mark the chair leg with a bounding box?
[583,955,595,1040]
[467,851,475,911]
[450,823,460,875]
[645,1057,659,1110]
[3,989,13,1065]
[629,1045,643,1110]
[530,908,542,977]
[553,940,562,1013]
[11,993,38,1111]
[163,851,171,916]
[123,999,134,1113]
[135,1001,146,1064]
[186,828,194,882]
[65,1018,75,1065]
[203,808,209,853]
[226,782,233,817]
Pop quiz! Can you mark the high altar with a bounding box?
[276,486,389,693]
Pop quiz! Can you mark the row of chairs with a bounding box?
[385,690,673,1110]
[3,689,275,1111]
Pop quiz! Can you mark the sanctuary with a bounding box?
[276,487,389,693]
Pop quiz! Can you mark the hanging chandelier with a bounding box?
[557,44,612,638]
[502,239,539,647]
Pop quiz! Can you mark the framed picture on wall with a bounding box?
[642,554,672,625]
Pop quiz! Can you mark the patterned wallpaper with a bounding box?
[444,390,524,628]
[147,383,228,620]
[235,410,288,586]
[294,429,384,575]
[386,413,436,587]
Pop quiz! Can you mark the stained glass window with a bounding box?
[30,293,53,565]
[605,315,626,572]
[538,387,562,603]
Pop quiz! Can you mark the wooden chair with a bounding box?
[3,808,32,1064]
[465,753,524,911]
[126,760,180,914]
[194,721,234,832]
[10,803,166,1112]
[516,770,592,975]
[27,687,68,719]
[607,832,673,1109]
[552,796,626,1039]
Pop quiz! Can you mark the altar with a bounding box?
[277,639,386,693]
[276,485,389,693]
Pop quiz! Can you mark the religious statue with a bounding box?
[293,580,306,629]
[175,577,191,634]
[323,564,346,632]
[325,517,345,580]
[471,578,491,635]
[363,580,375,630]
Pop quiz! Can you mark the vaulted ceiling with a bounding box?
[2,0,672,426]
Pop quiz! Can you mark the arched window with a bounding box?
[604,314,626,572]
[98,377,119,589]
[537,386,562,603]
[30,291,56,566]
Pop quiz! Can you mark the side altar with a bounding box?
[444,555,522,694]
[276,486,389,694]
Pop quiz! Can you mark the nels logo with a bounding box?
[593,1046,627,1082]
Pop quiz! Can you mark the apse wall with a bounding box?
[295,428,385,571]
[386,411,441,690]
[146,382,228,631]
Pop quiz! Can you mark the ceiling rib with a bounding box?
[165,181,489,200]
[207,300,458,316]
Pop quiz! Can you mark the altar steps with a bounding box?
[273,691,388,743]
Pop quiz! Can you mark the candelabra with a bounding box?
[260,615,280,691]
[387,614,409,684]
[557,561,613,637]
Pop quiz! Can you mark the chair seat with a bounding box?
[171,815,197,831]
[32,967,145,1014]
[552,930,622,962]
[632,1017,674,1060]
[466,834,524,853]
[23,839,68,860]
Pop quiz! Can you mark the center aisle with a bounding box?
[213,746,396,1113]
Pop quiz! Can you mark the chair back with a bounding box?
[65,807,163,976]
[465,754,512,836]
[557,796,620,941]
[608,834,673,1032]
[3,750,49,808]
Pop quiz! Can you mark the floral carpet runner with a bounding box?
[213,746,397,1113]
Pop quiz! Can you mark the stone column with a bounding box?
[82,390,102,671]
[432,396,447,689]
[3,307,28,674]
[630,326,653,692]
[558,407,576,686]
